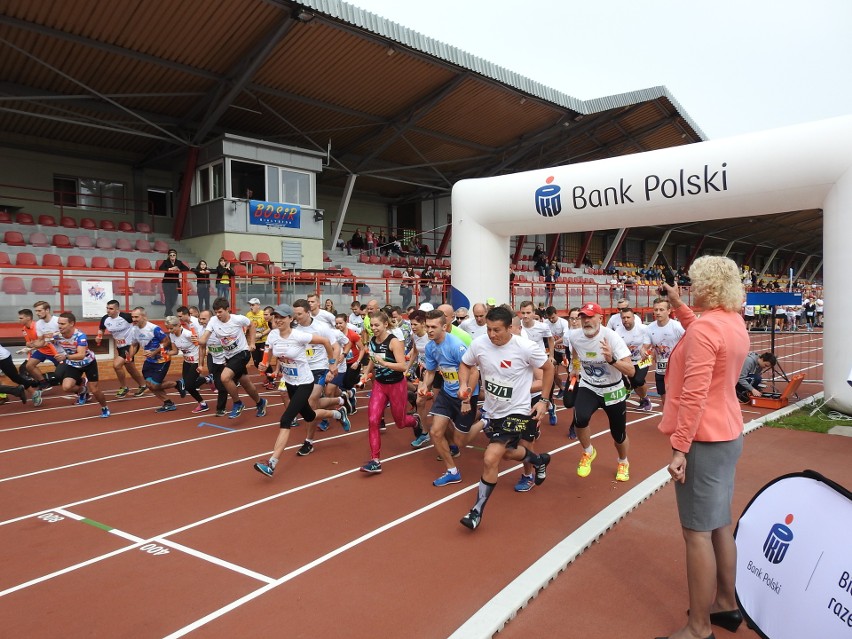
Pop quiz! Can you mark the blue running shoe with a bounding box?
[76,380,89,405]
[433,470,462,487]
[359,459,382,474]
[568,423,577,439]
[339,407,351,432]
[255,398,267,417]
[100,407,110,418]
[411,433,430,448]
[317,419,329,432]
[253,461,274,477]
[228,401,244,419]
[176,378,187,398]
[514,474,535,492]
[155,401,177,413]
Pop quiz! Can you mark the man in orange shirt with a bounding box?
[19,307,56,406]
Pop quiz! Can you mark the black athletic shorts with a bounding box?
[483,413,538,449]
[56,360,99,383]
[224,350,251,380]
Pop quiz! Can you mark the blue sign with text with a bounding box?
[248,200,301,229]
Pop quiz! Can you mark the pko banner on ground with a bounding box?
[735,470,852,638]
[248,200,301,228]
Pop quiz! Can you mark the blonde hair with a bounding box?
[688,256,744,312]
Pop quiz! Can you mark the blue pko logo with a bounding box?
[762,514,794,564]
[535,176,562,217]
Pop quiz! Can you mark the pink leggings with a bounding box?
[367,378,417,460]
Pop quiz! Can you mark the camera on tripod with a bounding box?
[656,253,676,296]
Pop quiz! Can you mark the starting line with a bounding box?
[197,422,236,432]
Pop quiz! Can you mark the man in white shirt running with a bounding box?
[198,297,267,419]
[457,306,554,530]
[565,302,635,482]
[459,303,488,339]
[307,293,337,331]
[606,298,640,332]
[614,307,653,411]
[646,297,685,406]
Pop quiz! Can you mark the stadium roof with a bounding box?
[0,0,821,267]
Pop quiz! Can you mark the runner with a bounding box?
[198,309,229,416]
[128,307,181,413]
[198,297,267,419]
[253,304,350,478]
[565,302,634,481]
[245,298,270,373]
[614,307,653,411]
[307,293,337,331]
[358,310,425,474]
[164,316,209,413]
[456,305,554,530]
[98,299,147,399]
[53,312,110,418]
[24,300,61,392]
[646,297,686,406]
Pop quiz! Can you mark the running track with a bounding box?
[0,331,842,637]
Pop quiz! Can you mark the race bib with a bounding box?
[603,386,628,406]
[207,345,224,354]
[116,338,127,346]
[484,378,512,402]
[656,359,668,373]
[638,355,653,369]
[440,367,459,382]
[305,347,315,357]
[279,359,297,378]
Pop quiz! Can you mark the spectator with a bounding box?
[400,266,416,309]
[533,244,547,277]
[736,351,777,403]
[159,249,190,317]
[324,299,337,315]
[544,266,557,306]
[215,257,235,300]
[419,264,435,304]
[365,227,376,255]
[349,228,364,251]
[192,260,212,311]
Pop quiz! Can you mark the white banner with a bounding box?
[82,281,113,319]
[735,471,852,638]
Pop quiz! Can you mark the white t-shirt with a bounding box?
[462,334,547,419]
[0,343,11,360]
[293,320,338,370]
[204,314,251,360]
[311,308,337,331]
[521,320,551,352]
[348,312,364,333]
[567,326,631,397]
[412,332,430,365]
[546,317,570,353]
[266,329,314,385]
[100,312,136,346]
[646,319,685,374]
[459,318,487,339]
[204,329,227,365]
[743,305,755,317]
[615,323,651,366]
[36,316,60,340]
[171,328,200,364]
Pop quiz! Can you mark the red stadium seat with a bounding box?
[369,255,380,264]
[91,256,110,269]
[153,239,170,253]
[341,267,353,277]
[135,222,152,233]
[74,235,95,249]
[15,212,35,225]
[4,231,26,246]
[2,276,27,294]
[99,219,116,231]
[255,252,272,266]
[58,279,82,295]
[80,217,97,230]
[95,237,114,250]
[15,252,38,266]
[115,238,133,252]
[233,264,248,276]
[381,269,392,278]
[392,269,402,278]
[0,251,10,265]
[66,255,87,268]
[117,221,133,233]
[269,265,282,275]
[251,263,267,276]
[134,258,153,270]
[113,279,131,296]
[221,250,237,262]
[38,214,57,227]
[238,251,254,263]
[0,211,11,223]
[31,277,56,295]
[42,254,63,267]
[135,239,153,252]
[358,253,369,264]
[113,257,131,269]
[52,234,72,249]
[60,216,78,228]
[322,252,331,262]
[133,280,153,295]
[29,232,49,247]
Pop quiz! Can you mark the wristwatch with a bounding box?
[609,357,617,365]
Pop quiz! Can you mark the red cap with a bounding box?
[578,302,604,317]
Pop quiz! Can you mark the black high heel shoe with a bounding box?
[709,609,743,632]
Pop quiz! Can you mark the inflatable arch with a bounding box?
[450,115,852,413]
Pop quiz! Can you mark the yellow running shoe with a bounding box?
[615,461,630,482]
[577,447,597,478]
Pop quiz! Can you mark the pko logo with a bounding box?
[535,176,562,217]
[763,514,794,564]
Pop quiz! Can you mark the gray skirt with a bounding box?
[674,435,743,531]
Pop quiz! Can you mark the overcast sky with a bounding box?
[349,0,852,139]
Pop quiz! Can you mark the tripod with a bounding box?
[768,306,795,399]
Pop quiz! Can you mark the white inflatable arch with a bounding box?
[450,115,852,413]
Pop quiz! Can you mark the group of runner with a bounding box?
[0,293,691,531]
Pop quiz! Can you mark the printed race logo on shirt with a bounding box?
[499,360,512,368]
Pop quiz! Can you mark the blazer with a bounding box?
[657,305,750,453]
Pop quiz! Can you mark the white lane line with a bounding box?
[0,428,366,528]
[152,538,275,585]
[0,422,276,483]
